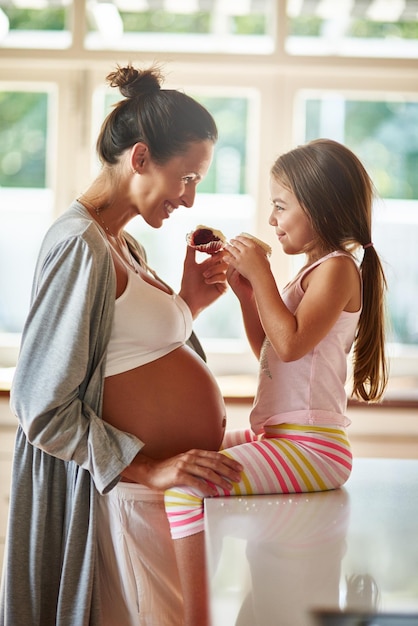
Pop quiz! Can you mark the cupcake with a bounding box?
[239,232,272,257]
[186,225,227,255]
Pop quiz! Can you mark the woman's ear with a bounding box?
[131,142,148,174]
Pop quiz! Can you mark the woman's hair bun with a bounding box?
[106,64,163,99]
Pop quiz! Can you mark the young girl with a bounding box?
[164,138,388,625]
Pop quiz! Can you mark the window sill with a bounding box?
[218,374,418,409]
[1,369,417,409]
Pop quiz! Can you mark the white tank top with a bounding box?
[105,271,193,377]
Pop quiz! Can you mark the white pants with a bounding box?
[96,482,184,626]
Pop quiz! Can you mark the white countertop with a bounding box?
[205,458,418,626]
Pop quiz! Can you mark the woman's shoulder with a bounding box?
[32,202,114,294]
[51,201,103,241]
[40,201,109,260]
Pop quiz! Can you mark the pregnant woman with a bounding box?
[0,63,241,626]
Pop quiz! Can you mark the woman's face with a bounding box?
[268,175,317,255]
[134,139,214,228]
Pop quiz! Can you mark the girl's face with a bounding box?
[268,176,317,256]
[134,139,214,228]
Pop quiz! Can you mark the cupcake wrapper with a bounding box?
[192,241,224,255]
[186,230,225,255]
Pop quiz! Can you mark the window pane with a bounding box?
[286,0,418,59]
[298,93,418,347]
[0,91,48,188]
[85,0,275,54]
[0,1,72,49]
[0,88,54,335]
[304,99,418,200]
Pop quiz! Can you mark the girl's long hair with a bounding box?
[271,138,388,401]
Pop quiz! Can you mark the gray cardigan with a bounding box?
[0,202,144,626]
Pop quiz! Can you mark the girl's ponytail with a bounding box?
[352,244,388,401]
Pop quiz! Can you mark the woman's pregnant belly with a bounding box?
[102,344,226,459]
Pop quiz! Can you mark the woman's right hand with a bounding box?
[179,246,229,318]
[121,449,243,495]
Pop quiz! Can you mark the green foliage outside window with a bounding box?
[2,7,66,31]
[305,100,418,200]
[118,10,210,34]
[289,16,418,40]
[2,4,267,37]
[98,9,266,36]
[0,92,48,188]
[194,96,248,195]
[345,101,418,200]
[349,19,418,39]
[233,14,266,36]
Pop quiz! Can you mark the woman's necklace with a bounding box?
[78,194,139,274]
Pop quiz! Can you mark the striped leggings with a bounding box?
[164,423,352,540]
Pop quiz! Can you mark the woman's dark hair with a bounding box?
[271,139,388,402]
[96,64,218,165]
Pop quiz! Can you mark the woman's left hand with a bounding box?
[179,246,228,317]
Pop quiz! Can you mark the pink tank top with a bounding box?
[250,251,361,434]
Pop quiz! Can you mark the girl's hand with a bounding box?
[225,234,271,283]
[226,264,254,302]
[122,448,243,496]
[179,246,228,317]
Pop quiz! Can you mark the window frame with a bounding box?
[0,1,417,397]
